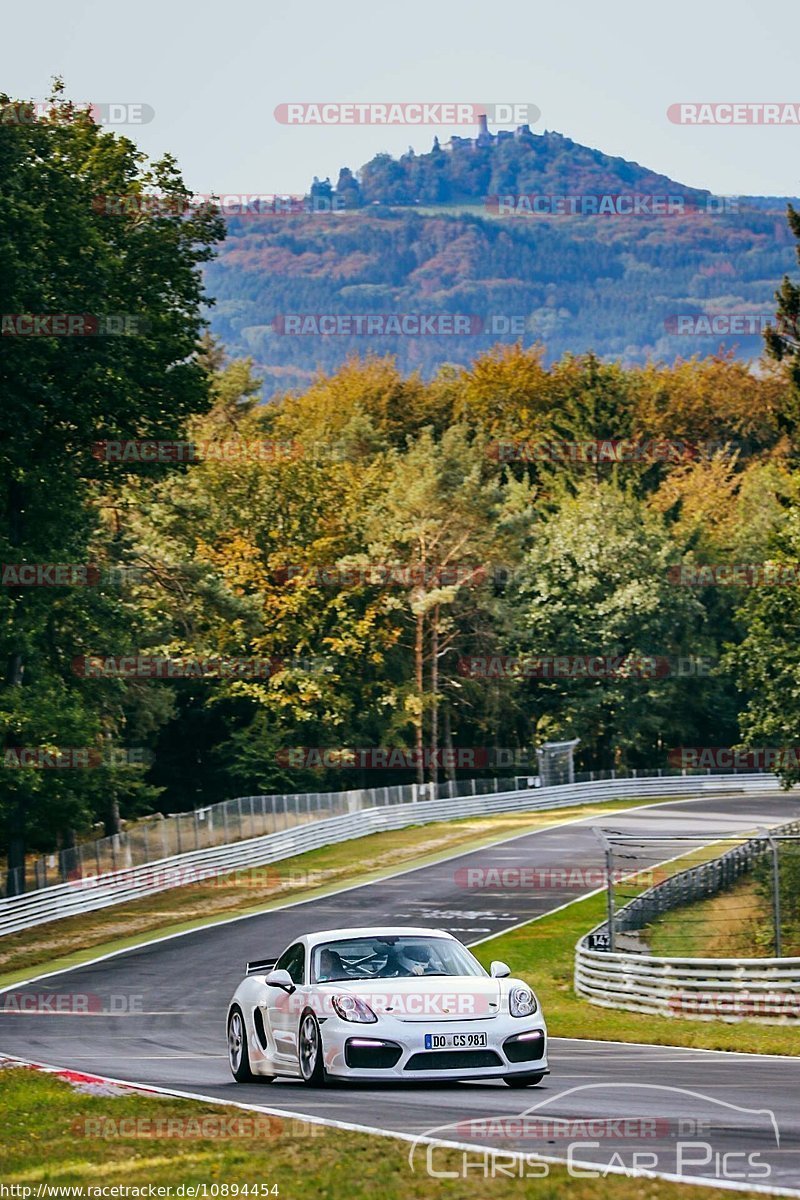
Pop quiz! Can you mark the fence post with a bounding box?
[605,843,616,952]
[194,811,200,850]
[767,833,782,957]
[593,828,615,952]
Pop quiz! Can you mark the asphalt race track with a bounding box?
[3,792,800,1193]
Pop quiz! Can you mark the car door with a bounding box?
[263,942,306,1062]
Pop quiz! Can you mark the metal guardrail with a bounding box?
[0,772,777,937]
[9,764,762,899]
[575,818,800,1024]
[10,775,520,898]
[575,947,800,1022]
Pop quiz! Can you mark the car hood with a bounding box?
[317,975,507,1021]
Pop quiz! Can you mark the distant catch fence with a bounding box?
[575,819,800,1023]
[10,775,524,899]
[0,771,779,936]
[5,764,766,900]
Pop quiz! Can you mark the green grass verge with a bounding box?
[471,885,799,1056]
[646,874,800,959]
[0,1066,766,1199]
[0,798,660,985]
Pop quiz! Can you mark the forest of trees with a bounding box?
[209,203,797,399]
[3,91,800,891]
[205,124,799,399]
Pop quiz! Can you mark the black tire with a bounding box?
[298,1010,325,1085]
[228,1006,255,1082]
[503,1072,545,1088]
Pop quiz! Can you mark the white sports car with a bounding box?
[226,925,548,1086]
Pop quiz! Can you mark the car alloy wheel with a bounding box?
[299,1011,325,1084]
[228,1006,255,1082]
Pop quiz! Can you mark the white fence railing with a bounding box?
[11,765,763,899]
[6,774,521,898]
[575,946,800,1023]
[575,816,800,1024]
[0,772,779,938]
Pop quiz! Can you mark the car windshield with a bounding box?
[311,936,487,983]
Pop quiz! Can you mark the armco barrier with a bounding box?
[10,774,521,897]
[575,817,800,1024]
[575,945,800,1023]
[0,773,779,937]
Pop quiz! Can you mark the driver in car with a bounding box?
[316,947,347,981]
[375,943,431,976]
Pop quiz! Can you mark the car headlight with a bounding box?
[509,986,538,1017]
[332,994,378,1023]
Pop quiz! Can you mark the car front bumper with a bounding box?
[320,1015,548,1081]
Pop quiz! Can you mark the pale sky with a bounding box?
[2,0,799,198]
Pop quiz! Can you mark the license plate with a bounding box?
[424,1032,488,1049]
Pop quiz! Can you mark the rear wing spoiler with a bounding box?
[246,957,277,975]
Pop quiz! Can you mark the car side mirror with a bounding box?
[490,960,511,978]
[265,968,296,994]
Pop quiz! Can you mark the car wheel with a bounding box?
[503,1072,545,1087]
[298,1010,325,1085]
[228,1006,256,1082]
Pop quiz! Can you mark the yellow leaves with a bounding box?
[195,533,268,593]
[635,356,785,443]
[650,455,793,560]
[453,344,550,435]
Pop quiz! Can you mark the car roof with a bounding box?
[303,926,457,947]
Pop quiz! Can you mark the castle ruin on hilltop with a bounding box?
[445,112,538,151]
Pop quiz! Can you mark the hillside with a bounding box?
[204,124,799,398]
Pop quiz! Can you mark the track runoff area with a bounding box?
[2,790,800,1194]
